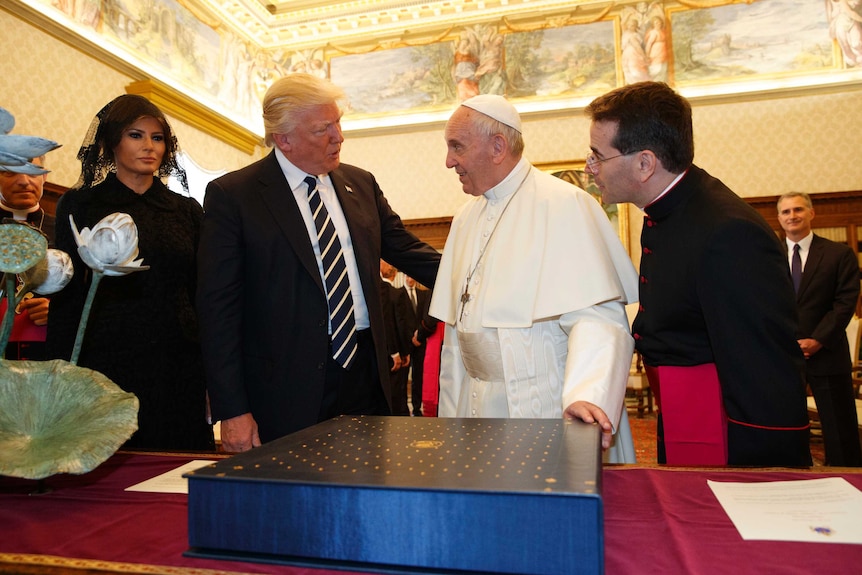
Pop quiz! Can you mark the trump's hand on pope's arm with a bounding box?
[564,401,613,450]
[220,412,261,453]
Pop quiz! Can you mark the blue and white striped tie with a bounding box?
[305,176,358,369]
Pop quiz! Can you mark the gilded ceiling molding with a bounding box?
[675,0,747,8]
[125,80,262,155]
[175,0,223,29]
[327,25,456,54]
[500,5,614,33]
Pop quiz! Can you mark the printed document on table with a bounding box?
[708,477,862,544]
[125,460,216,494]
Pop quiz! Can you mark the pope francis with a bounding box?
[430,95,640,463]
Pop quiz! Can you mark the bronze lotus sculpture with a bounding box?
[0,214,146,481]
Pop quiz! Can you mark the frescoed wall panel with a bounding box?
[671,0,835,86]
[9,0,862,136]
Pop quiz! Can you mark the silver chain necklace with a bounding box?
[459,167,532,322]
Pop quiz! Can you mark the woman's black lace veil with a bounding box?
[74,94,189,194]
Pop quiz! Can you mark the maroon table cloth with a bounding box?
[0,452,361,575]
[1,452,861,574]
[604,467,862,574]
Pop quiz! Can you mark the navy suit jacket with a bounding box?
[795,234,860,376]
[196,151,440,442]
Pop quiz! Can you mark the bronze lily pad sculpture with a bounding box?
[0,359,139,479]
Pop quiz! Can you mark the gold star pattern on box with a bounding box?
[190,416,600,495]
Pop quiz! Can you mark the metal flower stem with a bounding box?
[70,270,103,366]
[0,273,16,356]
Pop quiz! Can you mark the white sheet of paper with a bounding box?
[125,460,217,494]
[708,477,862,544]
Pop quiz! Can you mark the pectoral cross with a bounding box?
[459,284,471,322]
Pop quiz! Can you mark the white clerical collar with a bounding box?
[0,200,40,220]
[483,157,531,201]
[648,170,687,206]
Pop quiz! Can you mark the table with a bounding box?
[0,452,362,575]
[2,452,861,574]
[605,466,862,574]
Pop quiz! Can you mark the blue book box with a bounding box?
[186,416,604,574]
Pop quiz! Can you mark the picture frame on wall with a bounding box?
[536,161,629,252]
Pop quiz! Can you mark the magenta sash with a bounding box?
[0,300,47,342]
[645,363,728,465]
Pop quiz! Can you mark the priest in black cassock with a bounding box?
[585,81,811,467]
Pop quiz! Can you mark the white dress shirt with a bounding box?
[786,232,813,272]
[274,148,370,331]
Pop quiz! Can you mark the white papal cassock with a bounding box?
[429,158,640,463]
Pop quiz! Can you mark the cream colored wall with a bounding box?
[4,9,862,265]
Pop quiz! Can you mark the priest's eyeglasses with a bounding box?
[585,151,631,172]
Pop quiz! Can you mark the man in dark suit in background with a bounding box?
[585,81,811,466]
[197,73,440,453]
[379,260,412,416]
[405,276,433,416]
[378,261,402,378]
[778,191,862,466]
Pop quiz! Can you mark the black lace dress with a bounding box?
[47,173,214,451]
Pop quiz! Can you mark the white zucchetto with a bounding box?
[460,94,522,133]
